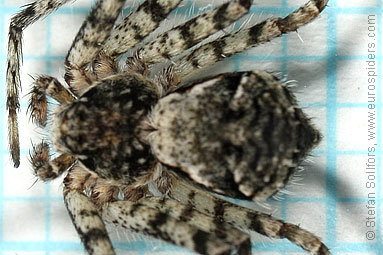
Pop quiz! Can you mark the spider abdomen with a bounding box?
[53,74,159,183]
[151,71,321,200]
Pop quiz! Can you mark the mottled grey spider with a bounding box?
[6,0,330,254]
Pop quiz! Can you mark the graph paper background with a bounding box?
[0,0,381,254]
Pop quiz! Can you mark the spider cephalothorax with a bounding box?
[53,73,160,182]
[7,0,330,254]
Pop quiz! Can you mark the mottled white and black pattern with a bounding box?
[6,0,331,255]
[65,0,126,68]
[166,169,330,255]
[151,71,321,200]
[64,189,114,255]
[53,74,160,182]
[7,0,73,168]
[138,0,252,64]
[174,0,328,79]
[103,0,183,57]
[103,199,245,255]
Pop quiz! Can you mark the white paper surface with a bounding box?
[0,0,381,254]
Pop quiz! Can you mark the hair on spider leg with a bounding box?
[198,3,214,14]
[290,169,305,181]
[276,188,294,196]
[27,142,54,189]
[238,13,255,31]
[269,164,311,200]
[188,0,196,17]
[266,71,299,89]
[271,186,295,201]
[283,79,299,88]
[27,177,40,190]
[304,155,317,164]
[296,31,305,44]
[289,178,306,187]
[251,199,272,211]
[271,192,284,201]
[107,223,155,249]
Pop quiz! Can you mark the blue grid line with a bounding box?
[324,1,338,251]
[0,0,5,247]
[375,0,382,249]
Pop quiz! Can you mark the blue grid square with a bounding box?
[50,13,88,56]
[337,14,377,56]
[2,156,46,198]
[286,15,328,56]
[3,201,46,241]
[49,201,79,242]
[337,60,374,103]
[286,60,327,103]
[336,155,372,199]
[286,202,327,242]
[288,155,327,198]
[336,202,377,243]
[337,107,374,151]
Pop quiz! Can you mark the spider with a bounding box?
[6,0,330,254]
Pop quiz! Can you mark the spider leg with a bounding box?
[30,141,75,181]
[164,170,331,255]
[136,0,252,65]
[139,196,251,255]
[65,62,97,96]
[102,200,237,255]
[66,165,247,255]
[172,0,329,80]
[64,186,115,255]
[27,76,75,181]
[64,0,126,83]
[28,75,75,127]
[7,0,75,168]
[102,0,183,58]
